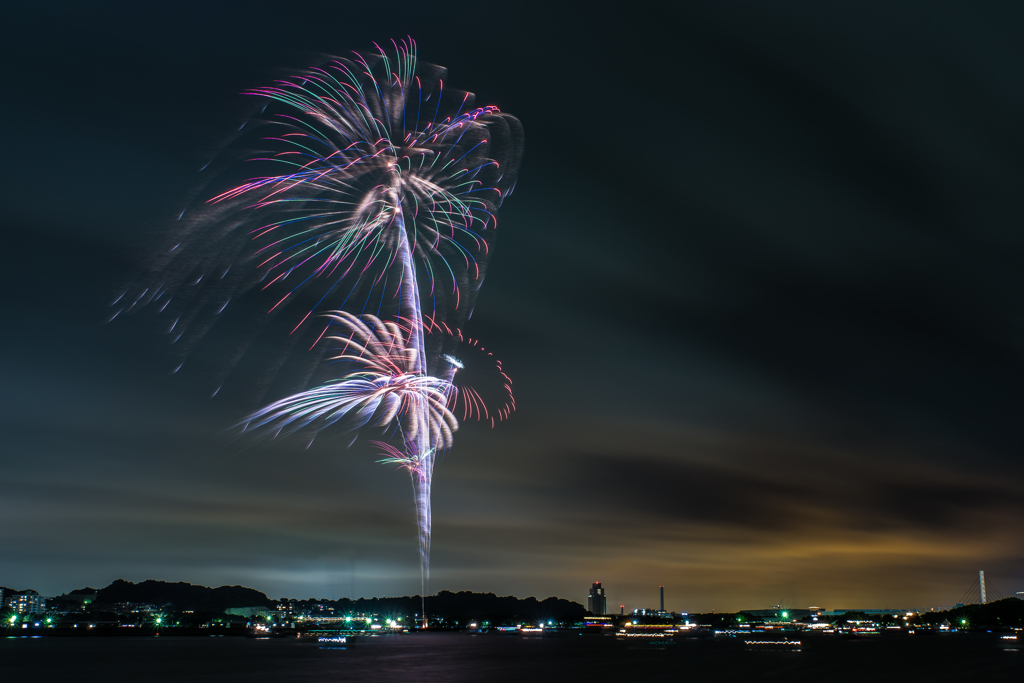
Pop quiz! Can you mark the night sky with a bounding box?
[3,1,1024,613]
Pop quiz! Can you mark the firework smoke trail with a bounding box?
[128,39,522,609]
[393,203,434,589]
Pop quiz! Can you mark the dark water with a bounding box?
[2,632,1021,681]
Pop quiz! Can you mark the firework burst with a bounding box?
[129,39,522,605]
[240,313,458,450]
[441,334,514,427]
[126,37,522,394]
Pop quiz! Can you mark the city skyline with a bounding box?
[5,576,1002,617]
[2,568,1012,617]
[3,1,1024,613]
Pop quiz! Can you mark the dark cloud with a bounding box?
[402,414,1024,608]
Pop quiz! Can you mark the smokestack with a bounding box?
[980,570,987,605]
[620,605,624,615]
[660,586,664,612]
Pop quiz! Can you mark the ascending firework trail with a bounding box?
[125,39,522,608]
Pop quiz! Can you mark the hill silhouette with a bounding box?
[90,580,585,622]
[96,580,273,612]
[287,590,587,623]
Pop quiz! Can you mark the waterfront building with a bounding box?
[6,590,43,615]
[588,582,607,615]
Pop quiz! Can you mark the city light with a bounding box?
[0,577,1009,646]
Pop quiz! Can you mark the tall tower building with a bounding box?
[588,582,607,615]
